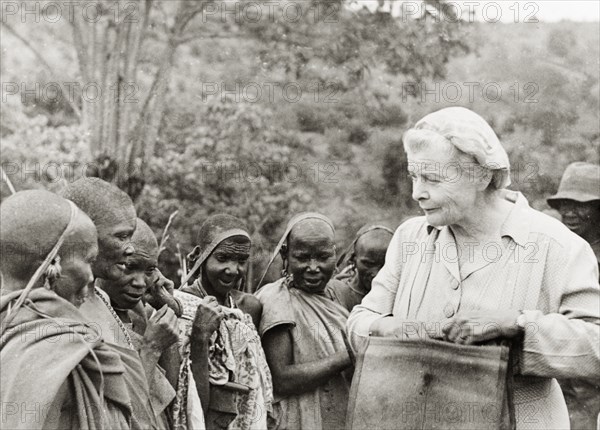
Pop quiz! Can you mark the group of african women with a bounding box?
[1,107,599,430]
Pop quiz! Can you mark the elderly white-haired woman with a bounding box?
[347,107,600,429]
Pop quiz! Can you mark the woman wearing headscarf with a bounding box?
[173,214,272,430]
[328,224,394,312]
[347,107,600,429]
[255,213,354,430]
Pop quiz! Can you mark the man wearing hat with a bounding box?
[548,161,600,430]
[548,162,600,271]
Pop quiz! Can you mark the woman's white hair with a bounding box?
[402,107,511,190]
[403,128,509,190]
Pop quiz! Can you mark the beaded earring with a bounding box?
[43,255,62,291]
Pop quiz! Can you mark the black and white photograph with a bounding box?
[1,1,599,429]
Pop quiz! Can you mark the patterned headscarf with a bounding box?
[405,107,511,189]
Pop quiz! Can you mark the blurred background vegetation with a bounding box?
[1,0,598,289]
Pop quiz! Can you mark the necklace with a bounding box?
[95,287,135,349]
[190,278,236,308]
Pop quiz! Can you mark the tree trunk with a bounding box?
[69,0,213,199]
[70,0,152,192]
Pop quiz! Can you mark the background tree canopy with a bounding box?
[1,0,598,289]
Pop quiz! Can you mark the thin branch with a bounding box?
[1,22,53,70]
[175,243,187,287]
[1,22,82,118]
[158,210,179,256]
[175,1,210,34]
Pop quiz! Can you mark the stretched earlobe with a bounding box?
[279,243,288,260]
[349,251,357,267]
[187,245,201,262]
[280,256,289,277]
[43,256,62,291]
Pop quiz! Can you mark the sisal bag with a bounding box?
[347,337,515,430]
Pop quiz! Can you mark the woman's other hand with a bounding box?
[442,310,522,345]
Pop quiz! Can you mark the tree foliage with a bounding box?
[3,3,597,289]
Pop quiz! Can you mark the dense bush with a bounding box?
[2,9,598,290]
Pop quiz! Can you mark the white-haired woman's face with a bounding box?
[406,139,486,227]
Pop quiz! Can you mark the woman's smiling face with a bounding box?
[285,220,336,294]
[406,138,486,227]
[203,236,251,296]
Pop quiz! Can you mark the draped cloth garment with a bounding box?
[172,221,271,430]
[255,278,350,430]
[327,268,366,312]
[126,302,178,429]
[79,288,160,429]
[348,192,600,430]
[0,289,133,430]
[173,287,273,430]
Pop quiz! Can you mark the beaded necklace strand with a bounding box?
[95,287,135,349]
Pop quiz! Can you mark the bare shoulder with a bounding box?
[232,290,263,327]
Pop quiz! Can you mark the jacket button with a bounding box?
[444,304,455,318]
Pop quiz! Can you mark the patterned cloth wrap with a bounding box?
[173,289,273,430]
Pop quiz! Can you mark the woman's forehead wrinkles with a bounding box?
[290,236,335,250]
[133,249,155,259]
[127,252,156,266]
[131,236,158,256]
[408,158,451,173]
[107,222,134,236]
[214,240,251,255]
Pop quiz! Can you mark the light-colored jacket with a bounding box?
[348,192,600,429]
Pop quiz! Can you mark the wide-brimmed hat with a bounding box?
[547,162,600,208]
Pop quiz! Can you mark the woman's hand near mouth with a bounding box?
[144,270,183,317]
